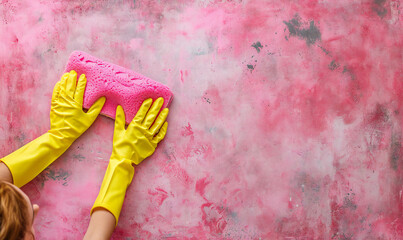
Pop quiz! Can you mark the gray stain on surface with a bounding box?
[14,132,26,146]
[203,96,211,104]
[283,15,321,45]
[373,0,387,18]
[319,45,330,55]
[329,60,340,70]
[342,66,356,80]
[390,132,401,170]
[343,195,357,210]
[42,168,71,186]
[73,153,85,161]
[251,41,263,53]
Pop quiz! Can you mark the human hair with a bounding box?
[0,181,30,240]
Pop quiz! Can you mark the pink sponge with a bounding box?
[65,51,173,124]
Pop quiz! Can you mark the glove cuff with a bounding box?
[91,158,134,227]
[1,132,73,187]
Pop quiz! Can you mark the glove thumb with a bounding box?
[87,97,106,120]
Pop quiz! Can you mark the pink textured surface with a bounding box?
[65,51,173,123]
[0,0,402,239]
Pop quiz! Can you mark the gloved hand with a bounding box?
[112,97,169,165]
[0,70,105,187]
[91,97,169,226]
[49,70,106,141]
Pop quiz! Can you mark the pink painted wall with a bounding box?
[0,0,402,239]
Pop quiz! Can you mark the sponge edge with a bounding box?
[64,51,173,124]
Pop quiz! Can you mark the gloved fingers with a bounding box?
[143,97,164,129]
[58,84,68,100]
[74,74,87,105]
[86,97,106,120]
[152,121,168,144]
[132,98,153,124]
[114,105,126,133]
[59,72,69,93]
[66,70,77,99]
[149,108,169,135]
[51,80,62,103]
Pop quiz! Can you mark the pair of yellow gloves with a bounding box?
[0,70,169,225]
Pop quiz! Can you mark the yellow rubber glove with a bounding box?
[91,97,169,226]
[0,70,105,187]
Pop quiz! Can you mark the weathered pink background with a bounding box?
[0,0,402,239]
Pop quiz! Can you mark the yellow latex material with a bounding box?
[91,98,168,226]
[0,70,105,187]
